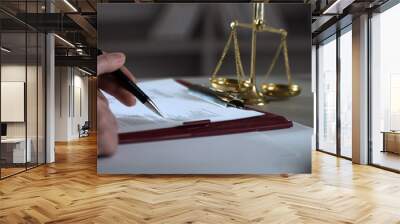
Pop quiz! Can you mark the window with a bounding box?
[316,25,353,159]
[317,36,337,155]
[370,3,400,171]
[339,28,352,158]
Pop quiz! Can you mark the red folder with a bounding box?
[118,80,293,144]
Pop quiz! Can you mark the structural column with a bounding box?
[46,0,55,163]
[352,14,369,164]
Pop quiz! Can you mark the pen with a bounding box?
[177,80,245,109]
[97,49,163,117]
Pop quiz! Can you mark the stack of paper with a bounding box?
[103,79,263,133]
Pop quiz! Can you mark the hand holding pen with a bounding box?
[98,52,137,107]
[98,50,162,117]
[97,52,137,157]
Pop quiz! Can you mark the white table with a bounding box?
[1,138,31,163]
[98,123,312,174]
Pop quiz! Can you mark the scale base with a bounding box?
[238,84,267,106]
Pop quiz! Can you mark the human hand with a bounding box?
[97,52,136,157]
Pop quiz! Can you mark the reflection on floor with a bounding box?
[0,135,400,223]
[0,162,42,179]
[373,150,400,171]
[341,147,352,158]
[0,167,25,178]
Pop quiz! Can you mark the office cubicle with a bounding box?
[0,1,46,179]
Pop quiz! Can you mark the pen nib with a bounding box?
[144,100,164,118]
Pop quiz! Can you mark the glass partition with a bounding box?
[26,0,43,170]
[27,31,38,169]
[0,1,46,179]
[1,30,28,177]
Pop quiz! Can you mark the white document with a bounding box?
[104,79,263,133]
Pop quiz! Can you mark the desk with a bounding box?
[1,138,31,164]
[99,123,312,174]
[382,131,400,154]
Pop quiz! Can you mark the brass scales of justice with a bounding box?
[209,3,301,106]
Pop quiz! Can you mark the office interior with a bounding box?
[0,0,97,179]
[1,0,400,222]
[314,0,400,172]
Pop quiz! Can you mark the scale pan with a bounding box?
[210,77,247,93]
[260,83,301,98]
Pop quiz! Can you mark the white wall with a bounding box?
[54,67,69,141]
[73,73,89,137]
[54,67,89,141]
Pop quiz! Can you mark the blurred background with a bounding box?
[98,3,311,83]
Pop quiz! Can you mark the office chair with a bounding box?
[78,121,90,138]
